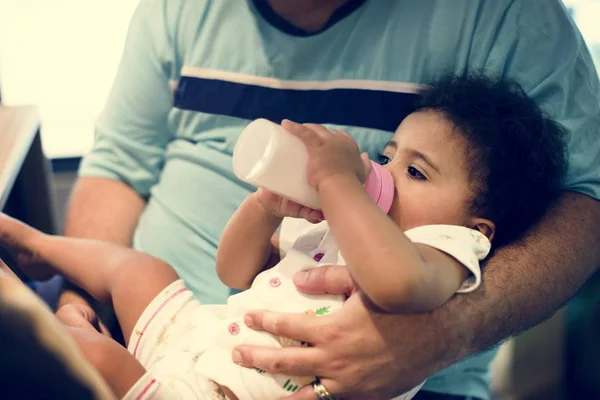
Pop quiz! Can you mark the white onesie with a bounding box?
[123,220,491,400]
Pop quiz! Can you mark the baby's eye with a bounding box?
[377,154,391,165]
[407,166,426,180]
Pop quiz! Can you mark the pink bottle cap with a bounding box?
[364,161,395,214]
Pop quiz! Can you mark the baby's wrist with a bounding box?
[316,172,362,193]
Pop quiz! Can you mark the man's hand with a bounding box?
[292,264,358,297]
[233,193,600,399]
[233,266,449,400]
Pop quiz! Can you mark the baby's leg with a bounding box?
[67,325,147,398]
[0,213,178,343]
[0,262,142,399]
[55,303,149,397]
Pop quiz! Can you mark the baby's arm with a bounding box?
[217,192,282,290]
[282,120,471,313]
[319,177,469,313]
[218,188,324,290]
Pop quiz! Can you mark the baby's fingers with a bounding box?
[361,152,372,180]
[303,123,335,139]
[282,120,322,146]
[299,207,324,224]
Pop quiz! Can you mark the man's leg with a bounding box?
[0,213,178,343]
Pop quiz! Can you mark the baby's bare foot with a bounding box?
[56,303,101,331]
[0,213,55,280]
[56,302,112,337]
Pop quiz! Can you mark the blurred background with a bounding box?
[0,1,599,399]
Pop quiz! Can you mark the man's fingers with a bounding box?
[232,345,325,377]
[283,378,343,400]
[244,310,322,343]
[293,265,356,296]
[282,384,317,400]
[282,120,322,146]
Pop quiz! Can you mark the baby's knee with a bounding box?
[111,256,178,297]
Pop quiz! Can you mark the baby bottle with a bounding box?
[233,119,395,214]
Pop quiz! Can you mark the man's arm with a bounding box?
[66,0,177,245]
[58,177,145,315]
[59,0,176,309]
[231,192,600,399]
[64,177,145,245]
[452,192,600,352]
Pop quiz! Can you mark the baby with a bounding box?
[0,73,567,400]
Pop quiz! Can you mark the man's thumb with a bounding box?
[293,265,355,297]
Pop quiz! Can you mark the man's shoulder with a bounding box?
[135,0,212,31]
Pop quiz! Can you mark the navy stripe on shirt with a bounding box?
[174,76,421,132]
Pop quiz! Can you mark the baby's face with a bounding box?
[379,109,477,232]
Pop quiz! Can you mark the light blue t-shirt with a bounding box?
[79,1,600,398]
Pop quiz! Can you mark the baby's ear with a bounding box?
[472,217,495,241]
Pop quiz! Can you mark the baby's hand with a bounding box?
[255,188,324,224]
[282,120,371,191]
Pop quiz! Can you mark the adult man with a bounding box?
[63,0,600,399]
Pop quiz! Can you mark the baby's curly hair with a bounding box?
[417,72,568,246]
